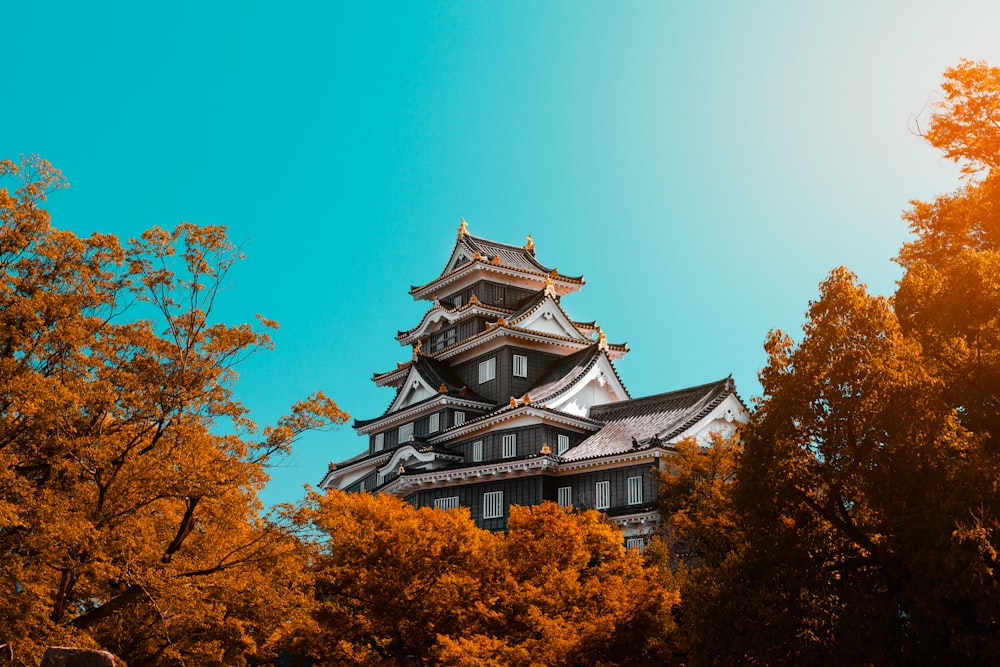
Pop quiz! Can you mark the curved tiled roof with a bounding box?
[354,355,493,428]
[411,234,584,297]
[562,377,738,461]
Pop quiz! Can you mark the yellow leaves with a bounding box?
[299,492,680,666]
[0,156,341,665]
[923,59,1000,177]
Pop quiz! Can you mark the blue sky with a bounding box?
[5,1,1000,507]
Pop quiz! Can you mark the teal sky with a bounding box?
[5,1,1000,507]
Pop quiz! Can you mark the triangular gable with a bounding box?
[671,393,746,444]
[387,365,440,413]
[543,353,629,417]
[512,295,589,340]
[440,237,478,277]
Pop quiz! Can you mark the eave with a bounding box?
[354,394,495,434]
[396,299,512,346]
[425,404,604,443]
[409,259,583,302]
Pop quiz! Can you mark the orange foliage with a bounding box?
[0,156,347,665]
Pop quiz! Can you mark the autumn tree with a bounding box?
[296,491,681,667]
[673,60,1000,665]
[0,156,347,665]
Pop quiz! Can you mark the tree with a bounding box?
[676,61,1000,665]
[0,156,347,665]
[296,492,681,667]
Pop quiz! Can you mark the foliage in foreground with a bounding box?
[658,60,1000,666]
[292,491,682,667]
[0,157,348,666]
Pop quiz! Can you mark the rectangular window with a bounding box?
[398,422,413,444]
[627,476,643,505]
[557,434,570,455]
[483,491,504,519]
[513,354,528,378]
[434,496,460,510]
[502,434,517,459]
[625,537,645,552]
[595,480,610,510]
[432,327,457,352]
[472,440,483,462]
[374,433,384,452]
[358,480,365,492]
[454,411,466,426]
[558,486,572,508]
[478,357,496,383]
[428,413,440,433]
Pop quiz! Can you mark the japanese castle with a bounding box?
[320,221,744,546]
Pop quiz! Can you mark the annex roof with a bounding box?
[563,377,740,461]
[409,223,584,300]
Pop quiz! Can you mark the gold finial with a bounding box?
[496,316,507,327]
[509,396,517,408]
[550,268,558,277]
[525,234,535,250]
[327,462,336,472]
[469,294,480,305]
[540,443,551,455]
[413,339,423,359]
[544,274,557,297]
[398,464,405,475]
[491,255,501,265]
[597,326,609,351]
[522,394,531,406]
[439,383,448,393]
[458,218,469,237]
[473,251,483,260]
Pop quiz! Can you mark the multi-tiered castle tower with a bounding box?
[320,221,744,546]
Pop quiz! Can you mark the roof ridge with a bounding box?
[588,376,733,418]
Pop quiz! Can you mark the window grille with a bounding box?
[557,434,570,455]
[397,422,413,444]
[625,537,645,552]
[472,440,483,462]
[374,433,384,451]
[479,357,496,383]
[428,413,440,433]
[454,411,466,426]
[595,480,610,510]
[558,486,572,507]
[502,434,517,458]
[627,476,643,505]
[434,496,460,510]
[513,354,528,378]
[483,491,504,519]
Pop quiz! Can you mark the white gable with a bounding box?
[387,366,439,413]
[515,297,588,340]
[669,393,747,444]
[545,355,628,417]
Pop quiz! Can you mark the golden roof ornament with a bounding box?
[398,464,405,475]
[457,218,469,238]
[597,326,609,351]
[469,294,481,305]
[491,255,501,265]
[439,383,449,393]
[509,396,518,408]
[522,395,531,405]
[544,274,557,297]
[525,234,535,250]
[540,443,551,455]
[412,339,423,359]
[496,316,507,327]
